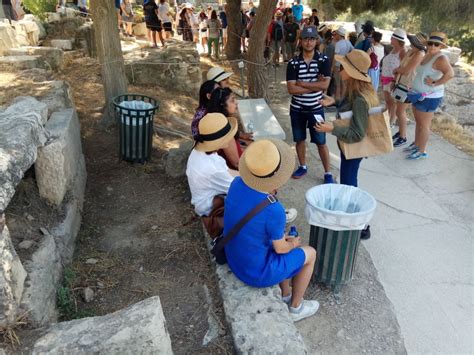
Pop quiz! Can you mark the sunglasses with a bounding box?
[302,37,317,41]
[427,41,441,47]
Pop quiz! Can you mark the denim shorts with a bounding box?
[413,97,443,113]
[290,109,326,145]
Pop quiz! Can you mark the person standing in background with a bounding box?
[333,26,353,105]
[291,0,303,24]
[158,0,173,40]
[207,10,221,60]
[219,5,228,50]
[371,31,385,91]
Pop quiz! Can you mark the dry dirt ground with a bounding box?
[0,52,233,353]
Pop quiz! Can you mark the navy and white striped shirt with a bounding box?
[286,52,331,112]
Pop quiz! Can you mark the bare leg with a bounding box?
[279,279,291,297]
[396,102,409,139]
[290,246,316,308]
[316,144,330,173]
[295,141,306,166]
[414,109,433,152]
[383,90,396,124]
[158,30,165,47]
[152,31,158,47]
[412,105,420,146]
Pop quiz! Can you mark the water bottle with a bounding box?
[247,122,254,132]
[288,225,298,238]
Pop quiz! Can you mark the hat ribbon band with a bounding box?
[251,152,281,178]
[197,122,231,142]
[345,56,368,77]
[211,71,227,82]
[429,35,444,42]
[392,34,404,41]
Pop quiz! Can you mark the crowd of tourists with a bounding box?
[184,1,455,324]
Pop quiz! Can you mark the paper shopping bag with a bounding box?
[337,109,393,160]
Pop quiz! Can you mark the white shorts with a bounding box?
[222,28,227,38]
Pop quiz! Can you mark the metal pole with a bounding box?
[238,61,245,98]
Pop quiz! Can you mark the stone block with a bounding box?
[32,296,174,354]
[124,39,201,96]
[133,22,147,37]
[0,55,42,71]
[442,47,461,65]
[165,140,194,178]
[0,23,20,56]
[6,46,64,71]
[23,14,46,39]
[20,234,61,326]
[50,39,73,51]
[47,13,61,23]
[0,222,27,327]
[35,108,85,206]
[213,263,307,354]
[0,97,48,212]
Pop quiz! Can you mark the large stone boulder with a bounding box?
[0,55,42,71]
[0,23,20,55]
[32,297,174,354]
[14,17,42,45]
[35,108,86,206]
[124,39,201,96]
[6,46,64,71]
[165,140,193,178]
[23,14,46,39]
[0,97,48,213]
[0,222,27,327]
[46,17,85,40]
[442,47,462,65]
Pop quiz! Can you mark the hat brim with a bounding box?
[407,34,426,51]
[239,139,295,192]
[428,39,448,48]
[195,117,238,152]
[207,70,232,82]
[335,54,371,83]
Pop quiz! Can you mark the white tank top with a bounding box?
[381,51,400,78]
[412,53,445,98]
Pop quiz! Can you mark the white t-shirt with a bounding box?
[373,44,385,68]
[335,39,353,67]
[158,2,171,23]
[186,149,235,216]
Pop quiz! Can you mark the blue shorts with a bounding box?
[290,109,326,145]
[413,97,443,113]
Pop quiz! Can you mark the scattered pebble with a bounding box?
[336,329,344,338]
[39,227,50,236]
[139,266,143,272]
[85,258,99,265]
[82,287,95,303]
[106,186,113,192]
[25,213,35,222]
[18,240,34,250]
[151,225,158,230]
[97,281,105,288]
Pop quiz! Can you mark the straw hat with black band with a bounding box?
[427,31,448,48]
[239,139,295,192]
[407,32,428,51]
[334,49,371,83]
[195,113,238,152]
[391,28,406,42]
[206,66,233,83]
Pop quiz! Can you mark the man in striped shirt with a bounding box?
[286,26,334,182]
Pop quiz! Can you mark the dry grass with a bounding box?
[432,114,474,156]
[0,312,29,350]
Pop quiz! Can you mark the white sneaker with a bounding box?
[289,300,320,322]
[285,208,297,224]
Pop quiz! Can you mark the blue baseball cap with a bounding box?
[301,25,318,39]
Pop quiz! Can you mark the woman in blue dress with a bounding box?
[224,139,319,322]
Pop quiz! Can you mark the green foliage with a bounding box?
[23,0,56,19]
[448,26,474,63]
[57,267,95,321]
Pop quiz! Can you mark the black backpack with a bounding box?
[285,23,297,43]
[272,22,283,41]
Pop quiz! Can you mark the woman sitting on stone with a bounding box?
[191,80,219,139]
[207,87,253,169]
[186,113,238,238]
[224,139,319,322]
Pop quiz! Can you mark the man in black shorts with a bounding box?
[143,0,165,48]
[286,26,334,183]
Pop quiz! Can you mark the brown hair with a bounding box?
[346,78,379,108]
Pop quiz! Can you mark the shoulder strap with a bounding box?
[213,195,277,253]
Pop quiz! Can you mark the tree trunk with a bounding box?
[247,0,278,99]
[225,0,243,60]
[90,0,128,127]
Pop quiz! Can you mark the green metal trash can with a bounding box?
[305,184,376,291]
[113,94,159,163]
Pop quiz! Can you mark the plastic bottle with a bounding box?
[288,225,298,238]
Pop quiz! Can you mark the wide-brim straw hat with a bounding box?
[407,32,428,51]
[206,66,233,83]
[239,139,295,192]
[195,113,238,152]
[335,49,371,83]
[428,31,448,48]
